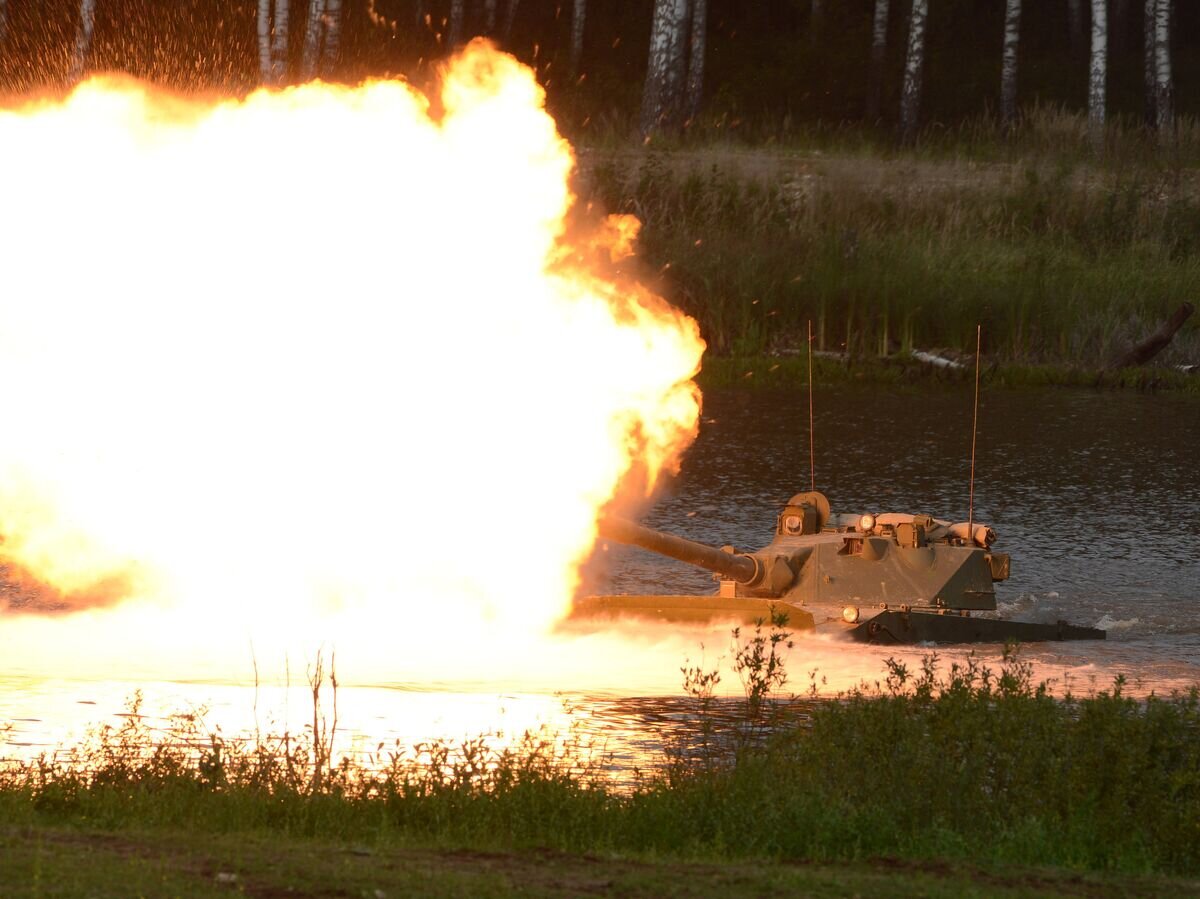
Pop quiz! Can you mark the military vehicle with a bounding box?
[574,491,1105,643]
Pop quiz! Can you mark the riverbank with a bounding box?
[695,353,1200,392]
[574,143,1200,370]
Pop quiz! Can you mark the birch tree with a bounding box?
[1153,0,1173,141]
[322,0,341,70]
[1089,0,1107,154]
[300,0,343,78]
[448,0,465,47]
[866,0,890,123]
[1144,0,1156,125]
[810,0,823,45]
[258,0,274,82]
[299,0,340,79]
[685,0,708,120]
[415,0,426,27]
[271,0,290,83]
[640,0,690,136]
[0,0,8,45]
[483,0,497,34]
[1000,0,1021,128]
[570,0,586,78]
[503,0,519,39]
[900,0,929,144]
[258,0,290,84]
[300,0,324,78]
[69,0,97,83]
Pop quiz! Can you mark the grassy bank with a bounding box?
[577,141,1200,369]
[3,628,1199,895]
[695,353,1200,392]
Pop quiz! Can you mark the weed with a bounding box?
[731,606,795,740]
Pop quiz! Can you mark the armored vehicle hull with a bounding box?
[574,491,1105,644]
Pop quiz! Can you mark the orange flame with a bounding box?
[0,42,705,683]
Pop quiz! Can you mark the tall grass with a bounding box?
[581,141,1200,365]
[563,103,1200,171]
[3,621,1198,875]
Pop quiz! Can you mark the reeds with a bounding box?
[562,102,1200,172]
[581,137,1200,367]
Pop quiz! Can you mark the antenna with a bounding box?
[967,324,981,536]
[808,319,816,492]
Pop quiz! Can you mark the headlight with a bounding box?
[859,513,876,532]
[842,606,860,623]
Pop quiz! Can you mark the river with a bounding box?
[3,385,1198,775]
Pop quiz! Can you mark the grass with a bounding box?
[564,102,1200,171]
[695,353,1200,392]
[3,621,1199,895]
[12,828,1195,898]
[578,131,1200,370]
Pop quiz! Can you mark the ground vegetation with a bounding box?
[1,3,1198,372]
[3,622,1198,895]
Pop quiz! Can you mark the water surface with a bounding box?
[4,386,1199,774]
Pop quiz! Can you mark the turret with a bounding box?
[596,491,835,598]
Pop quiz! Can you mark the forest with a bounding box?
[0,2,1194,138]
[1,1,1197,369]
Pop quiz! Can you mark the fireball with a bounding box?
[0,42,704,685]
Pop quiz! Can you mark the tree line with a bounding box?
[0,1,1192,148]
[639,0,1180,149]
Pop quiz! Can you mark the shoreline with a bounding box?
[696,353,1200,393]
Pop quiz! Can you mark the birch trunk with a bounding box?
[669,1,689,103]
[321,0,341,74]
[484,0,497,33]
[639,0,690,137]
[570,0,586,77]
[0,0,8,45]
[1089,0,1107,154]
[271,0,289,83]
[300,0,325,79]
[900,0,929,144]
[448,0,465,47]
[69,0,98,82]
[866,0,890,123]
[1067,0,1084,51]
[1000,0,1022,127]
[685,0,707,120]
[810,0,823,45]
[258,0,273,82]
[1144,0,1156,125]
[503,0,519,38]
[415,0,426,27]
[1154,0,1172,142]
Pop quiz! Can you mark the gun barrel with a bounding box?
[598,516,760,585]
